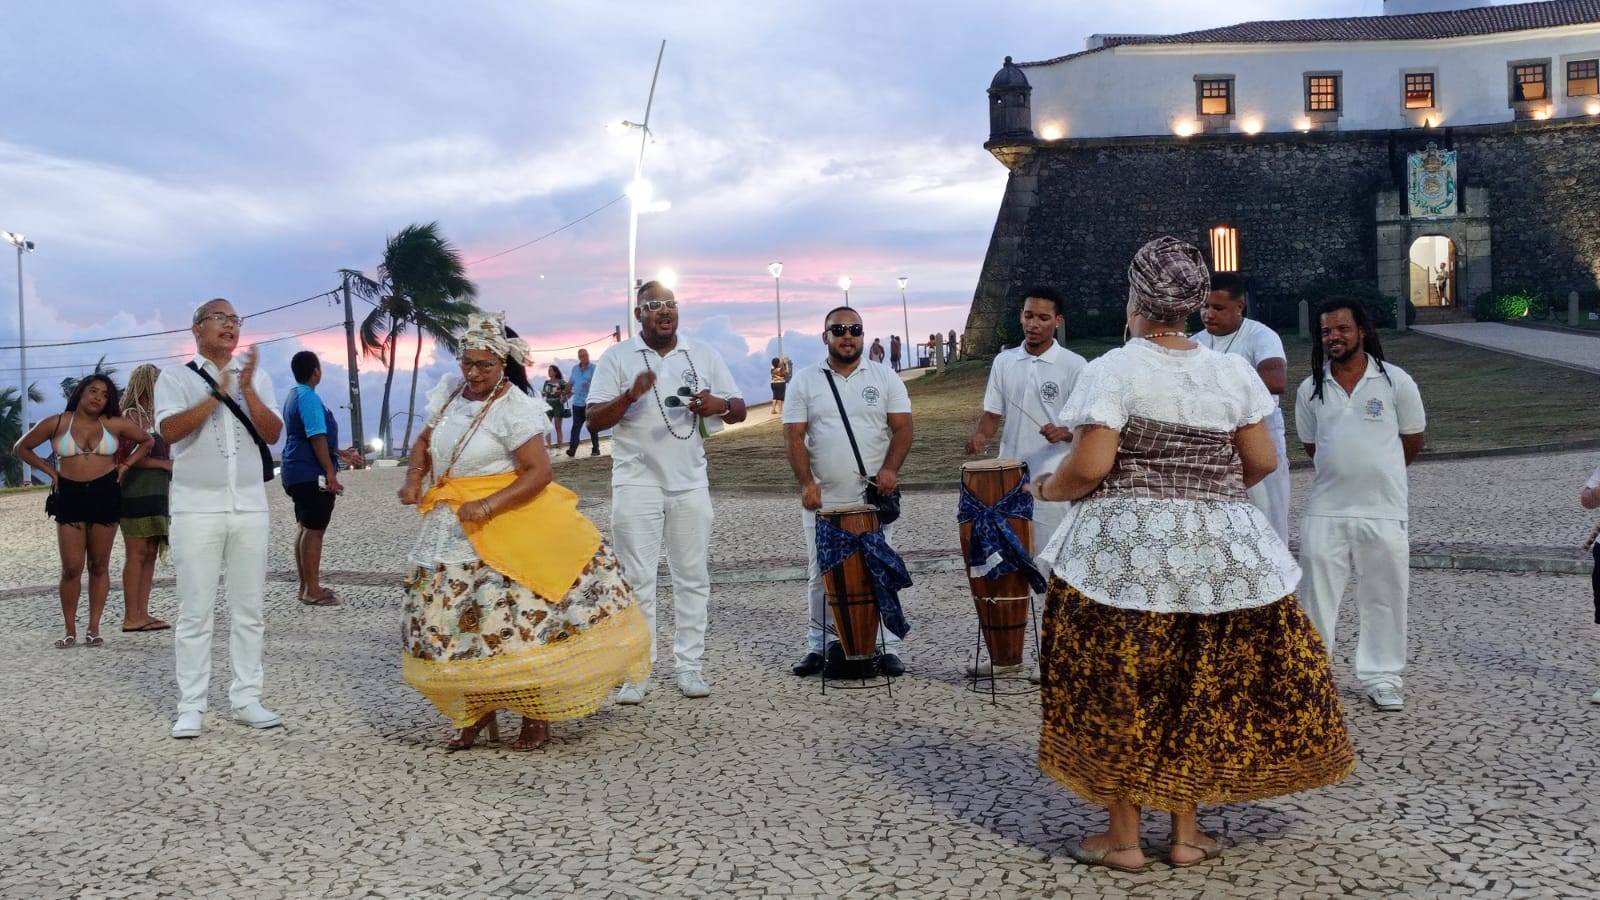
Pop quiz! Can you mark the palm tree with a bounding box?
[353,223,479,452]
[59,356,118,400]
[0,382,45,486]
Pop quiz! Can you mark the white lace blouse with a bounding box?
[1037,341,1302,614]
[408,376,549,569]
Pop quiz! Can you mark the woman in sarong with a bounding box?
[398,312,651,750]
[1030,238,1354,871]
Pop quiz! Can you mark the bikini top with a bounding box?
[55,415,118,458]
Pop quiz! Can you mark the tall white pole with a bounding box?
[774,276,784,360]
[897,276,911,361]
[14,243,25,435]
[626,40,667,338]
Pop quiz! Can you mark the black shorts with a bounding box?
[49,471,121,526]
[284,480,337,531]
[771,382,787,402]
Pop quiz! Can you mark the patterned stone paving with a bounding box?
[1,449,1597,897]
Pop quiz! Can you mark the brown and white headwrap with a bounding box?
[459,311,515,359]
[1127,237,1211,322]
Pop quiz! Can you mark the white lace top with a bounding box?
[408,376,548,568]
[1037,341,1301,614]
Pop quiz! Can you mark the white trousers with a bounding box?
[1248,420,1291,544]
[802,507,903,654]
[611,484,713,674]
[1299,515,1409,689]
[170,511,271,713]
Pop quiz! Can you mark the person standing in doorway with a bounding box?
[785,307,913,678]
[155,298,284,738]
[566,348,600,457]
[584,281,747,702]
[1195,274,1291,543]
[1295,297,1427,712]
[280,351,344,606]
[889,335,902,373]
[965,286,1087,677]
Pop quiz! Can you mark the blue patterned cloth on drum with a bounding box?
[956,471,1047,592]
[814,516,912,639]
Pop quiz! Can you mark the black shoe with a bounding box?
[791,652,825,677]
[590,448,601,457]
[565,447,576,457]
[880,654,906,677]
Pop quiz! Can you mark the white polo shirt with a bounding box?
[783,359,912,506]
[1295,355,1426,521]
[1195,318,1285,405]
[587,335,741,492]
[981,340,1087,475]
[154,354,278,514]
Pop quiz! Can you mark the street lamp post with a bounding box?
[838,275,851,309]
[896,276,911,364]
[2,231,35,433]
[768,262,784,361]
[616,40,668,338]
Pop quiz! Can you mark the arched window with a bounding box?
[1209,225,1240,273]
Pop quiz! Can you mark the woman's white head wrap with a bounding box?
[459,311,514,359]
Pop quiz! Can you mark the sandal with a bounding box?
[298,593,340,607]
[83,633,105,648]
[508,719,549,751]
[122,619,172,632]
[1168,836,1226,868]
[445,713,500,752]
[54,635,77,649]
[1064,840,1153,873]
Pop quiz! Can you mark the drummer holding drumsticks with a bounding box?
[783,306,913,678]
[965,286,1087,677]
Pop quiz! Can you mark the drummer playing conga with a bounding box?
[964,286,1087,676]
[783,307,913,677]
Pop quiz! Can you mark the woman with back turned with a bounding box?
[1029,238,1353,872]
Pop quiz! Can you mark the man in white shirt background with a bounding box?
[1295,297,1426,712]
[154,298,284,739]
[784,307,913,678]
[1194,273,1291,543]
[585,281,746,702]
[965,287,1086,676]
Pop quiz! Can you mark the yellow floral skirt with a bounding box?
[1038,578,1355,812]
[401,543,651,728]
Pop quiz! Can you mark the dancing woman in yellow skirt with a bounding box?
[398,312,650,751]
[1030,239,1353,871]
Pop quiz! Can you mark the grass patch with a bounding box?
[554,331,1600,495]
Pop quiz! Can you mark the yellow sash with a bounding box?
[419,472,601,599]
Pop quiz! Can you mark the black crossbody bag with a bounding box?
[186,362,274,482]
[822,369,900,525]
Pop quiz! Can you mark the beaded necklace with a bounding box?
[639,344,701,441]
[427,376,507,483]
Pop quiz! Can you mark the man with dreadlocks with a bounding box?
[1294,297,1427,712]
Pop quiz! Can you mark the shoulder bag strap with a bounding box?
[187,362,274,478]
[822,369,867,480]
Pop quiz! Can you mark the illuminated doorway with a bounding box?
[1408,235,1455,307]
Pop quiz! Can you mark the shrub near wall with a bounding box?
[1472,290,1544,322]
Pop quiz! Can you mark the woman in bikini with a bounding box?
[12,374,154,648]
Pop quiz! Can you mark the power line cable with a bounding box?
[0,289,338,351]
[463,194,625,267]
[0,323,344,375]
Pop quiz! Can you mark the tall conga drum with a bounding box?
[819,503,882,660]
[959,459,1033,668]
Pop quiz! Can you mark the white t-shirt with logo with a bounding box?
[1194,318,1286,420]
[1295,355,1426,521]
[587,336,742,492]
[981,341,1088,476]
[782,359,912,507]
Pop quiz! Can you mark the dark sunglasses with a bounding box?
[826,324,865,337]
[640,299,678,312]
[662,386,695,407]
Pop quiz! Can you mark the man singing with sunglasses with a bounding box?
[585,281,746,703]
[784,307,913,678]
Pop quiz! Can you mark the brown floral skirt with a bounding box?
[401,543,651,727]
[1038,578,1355,812]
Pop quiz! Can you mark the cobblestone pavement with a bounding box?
[2,449,1599,897]
[1412,323,1600,374]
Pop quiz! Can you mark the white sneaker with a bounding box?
[1590,687,1600,705]
[677,671,711,699]
[1028,665,1041,685]
[1366,684,1403,711]
[231,702,284,729]
[171,711,203,739]
[963,660,1024,677]
[615,682,648,706]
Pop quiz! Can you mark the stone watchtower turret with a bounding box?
[988,56,1033,142]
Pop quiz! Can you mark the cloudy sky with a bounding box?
[1,0,1360,441]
